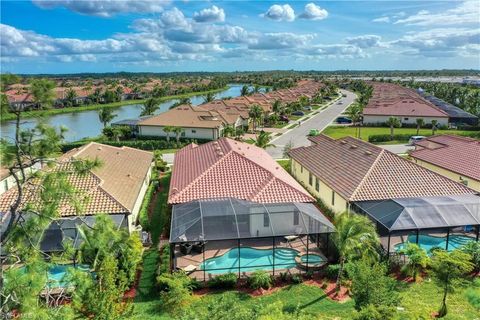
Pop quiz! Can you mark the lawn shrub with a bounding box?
[157,244,170,276]
[368,134,412,143]
[248,271,273,289]
[325,264,340,280]
[157,271,194,312]
[291,274,303,284]
[279,271,289,282]
[352,304,397,320]
[315,197,335,220]
[138,174,158,231]
[208,272,238,289]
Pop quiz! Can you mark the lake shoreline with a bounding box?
[1,86,229,122]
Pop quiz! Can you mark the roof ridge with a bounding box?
[349,149,385,201]
[252,174,314,202]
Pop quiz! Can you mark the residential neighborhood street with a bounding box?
[266,89,357,159]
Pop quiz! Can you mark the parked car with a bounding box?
[336,116,352,124]
[279,115,289,122]
[303,106,312,111]
[408,136,426,145]
[337,101,343,105]
[309,129,320,136]
[292,111,305,116]
[342,93,347,97]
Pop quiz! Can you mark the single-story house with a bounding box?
[0,142,153,251]
[410,135,480,192]
[422,95,478,126]
[288,134,479,253]
[168,138,335,279]
[363,82,449,126]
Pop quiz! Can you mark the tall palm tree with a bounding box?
[385,116,401,141]
[98,107,116,128]
[253,131,274,149]
[400,242,429,282]
[222,125,235,137]
[172,127,184,144]
[333,212,379,292]
[415,118,425,136]
[248,104,263,132]
[203,92,215,103]
[163,125,173,142]
[347,104,362,138]
[431,119,438,135]
[272,100,282,114]
[140,97,160,116]
[240,85,250,96]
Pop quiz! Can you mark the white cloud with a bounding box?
[262,4,295,22]
[249,32,315,50]
[193,5,225,23]
[372,16,390,23]
[395,1,479,26]
[345,35,383,48]
[298,3,328,21]
[32,0,169,17]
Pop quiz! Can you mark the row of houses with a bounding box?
[362,82,478,126]
[137,80,324,140]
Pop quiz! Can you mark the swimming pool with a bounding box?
[394,234,475,253]
[20,264,91,288]
[200,247,301,274]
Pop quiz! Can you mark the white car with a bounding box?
[408,136,426,145]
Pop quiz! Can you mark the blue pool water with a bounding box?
[300,254,325,264]
[20,264,91,288]
[200,247,299,274]
[394,234,475,253]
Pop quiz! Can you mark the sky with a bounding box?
[1,0,479,74]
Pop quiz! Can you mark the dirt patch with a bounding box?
[322,281,350,302]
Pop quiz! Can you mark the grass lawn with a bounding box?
[149,172,171,245]
[322,126,478,143]
[277,159,291,171]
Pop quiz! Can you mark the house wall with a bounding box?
[127,163,154,232]
[291,159,349,213]
[138,125,221,140]
[412,158,480,192]
[0,162,42,195]
[363,115,448,126]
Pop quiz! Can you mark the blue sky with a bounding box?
[1,0,479,73]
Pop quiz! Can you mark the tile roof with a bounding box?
[363,82,448,118]
[410,135,480,181]
[288,135,476,202]
[168,138,314,204]
[0,142,153,216]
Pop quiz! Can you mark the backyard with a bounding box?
[322,126,479,143]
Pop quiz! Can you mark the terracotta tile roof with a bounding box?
[410,135,480,181]
[363,82,448,118]
[288,135,475,202]
[168,138,313,204]
[0,142,153,216]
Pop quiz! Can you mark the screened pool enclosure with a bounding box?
[169,198,335,281]
[354,194,480,255]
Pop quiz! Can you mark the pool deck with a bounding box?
[174,236,326,281]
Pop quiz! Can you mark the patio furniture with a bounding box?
[192,241,206,254]
[181,264,197,275]
[180,243,192,255]
[284,235,299,242]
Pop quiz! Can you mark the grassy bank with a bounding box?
[322,126,479,143]
[1,86,228,122]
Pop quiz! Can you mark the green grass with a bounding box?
[322,126,478,143]
[150,173,171,245]
[1,86,228,122]
[277,159,291,171]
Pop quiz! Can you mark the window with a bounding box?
[181,132,186,137]
[331,191,335,206]
[263,212,269,227]
[3,179,8,191]
[315,178,320,192]
[192,130,196,133]
[293,211,299,225]
[301,166,303,173]
[309,173,313,186]
[404,117,409,121]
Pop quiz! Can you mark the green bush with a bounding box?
[138,175,157,231]
[157,244,170,276]
[279,271,289,282]
[208,272,238,289]
[157,271,193,312]
[248,271,272,290]
[291,274,303,284]
[325,264,340,280]
[352,304,397,320]
[368,134,412,143]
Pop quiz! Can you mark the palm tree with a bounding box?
[272,100,282,114]
[222,125,235,137]
[431,119,438,135]
[248,104,263,132]
[65,88,77,107]
[240,85,250,96]
[253,84,261,93]
[172,127,184,144]
[385,116,401,141]
[203,92,215,103]
[163,125,173,142]
[400,243,429,282]
[253,131,274,149]
[415,118,425,136]
[98,107,116,128]
[333,212,379,292]
[140,97,160,116]
[346,104,362,138]
[92,87,102,104]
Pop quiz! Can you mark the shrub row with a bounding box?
[368,134,413,143]
[62,139,192,152]
[138,175,158,231]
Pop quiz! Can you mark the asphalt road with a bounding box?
[266,89,357,159]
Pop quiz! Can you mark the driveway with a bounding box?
[266,89,357,158]
[379,144,414,155]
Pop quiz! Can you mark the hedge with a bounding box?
[62,138,203,152]
[368,134,413,143]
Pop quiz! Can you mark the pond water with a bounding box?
[1,84,247,142]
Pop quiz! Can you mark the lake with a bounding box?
[1,84,247,142]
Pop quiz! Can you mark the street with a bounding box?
[266,89,357,158]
